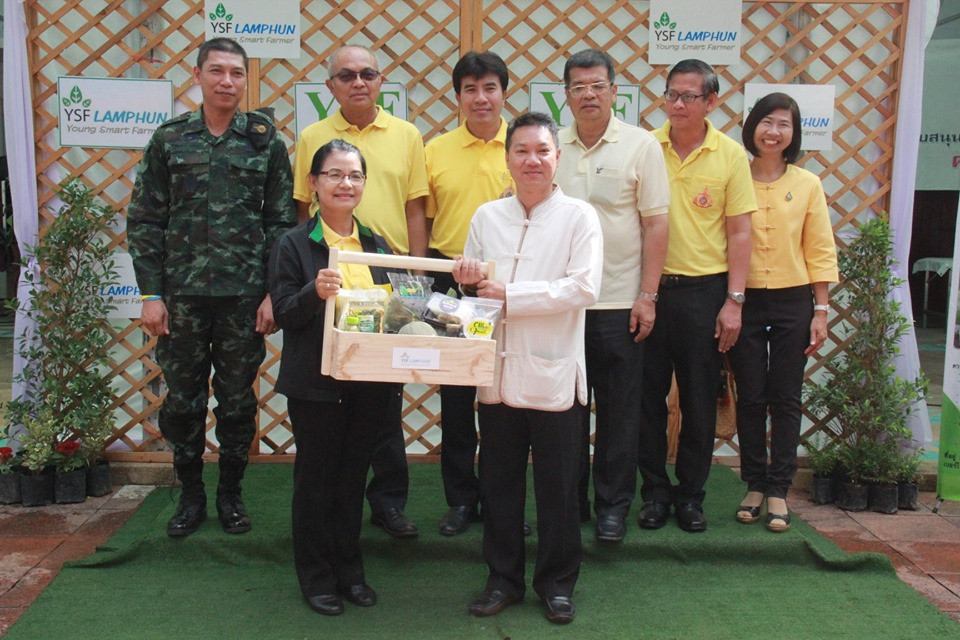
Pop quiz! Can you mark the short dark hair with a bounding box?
[563,49,615,86]
[666,59,719,96]
[506,112,559,150]
[197,38,248,72]
[309,139,367,176]
[742,92,803,164]
[452,51,509,94]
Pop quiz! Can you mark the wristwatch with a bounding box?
[637,291,659,302]
[726,291,746,304]
[813,304,830,313]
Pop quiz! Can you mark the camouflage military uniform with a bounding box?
[128,107,295,466]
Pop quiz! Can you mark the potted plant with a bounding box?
[806,218,927,510]
[836,437,871,511]
[806,435,840,505]
[17,409,57,506]
[861,438,900,514]
[3,178,118,505]
[0,442,23,505]
[896,449,922,511]
[51,438,87,503]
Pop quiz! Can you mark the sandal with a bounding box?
[765,512,791,533]
[735,503,762,524]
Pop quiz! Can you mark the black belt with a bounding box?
[659,273,726,288]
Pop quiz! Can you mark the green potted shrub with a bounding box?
[896,449,922,511]
[836,437,871,511]
[806,218,927,511]
[17,408,58,506]
[0,440,23,504]
[4,178,119,505]
[861,437,900,514]
[806,435,841,505]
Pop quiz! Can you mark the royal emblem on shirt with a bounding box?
[692,186,714,208]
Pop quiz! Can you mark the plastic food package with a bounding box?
[336,288,387,333]
[384,273,434,333]
[422,293,502,339]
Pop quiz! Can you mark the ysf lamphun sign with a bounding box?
[648,0,742,65]
[57,77,174,150]
[205,0,300,59]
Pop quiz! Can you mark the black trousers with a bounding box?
[289,384,398,597]
[429,254,480,510]
[727,286,812,499]
[578,308,644,517]
[478,401,582,600]
[639,274,726,505]
[365,390,410,514]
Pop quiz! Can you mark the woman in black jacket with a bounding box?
[269,139,398,616]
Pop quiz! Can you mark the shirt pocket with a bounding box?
[168,153,209,204]
[589,167,626,209]
[501,353,577,411]
[688,175,726,216]
[228,155,267,204]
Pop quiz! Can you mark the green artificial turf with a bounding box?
[7,463,959,639]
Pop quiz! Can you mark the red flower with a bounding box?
[56,441,81,456]
[0,447,12,462]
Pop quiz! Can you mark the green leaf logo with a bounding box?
[61,98,70,107]
[82,99,92,107]
[210,3,232,21]
[70,86,83,104]
[653,12,676,30]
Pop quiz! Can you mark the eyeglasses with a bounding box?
[664,90,707,104]
[567,82,610,98]
[318,170,366,186]
[332,68,381,83]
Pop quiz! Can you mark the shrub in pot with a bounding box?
[52,439,87,504]
[806,437,841,505]
[896,449,922,511]
[860,438,900,514]
[0,444,22,505]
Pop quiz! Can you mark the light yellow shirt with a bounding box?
[317,217,375,290]
[557,116,670,308]
[425,118,513,258]
[293,106,429,254]
[654,120,757,276]
[748,164,838,289]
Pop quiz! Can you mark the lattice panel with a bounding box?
[24,0,909,462]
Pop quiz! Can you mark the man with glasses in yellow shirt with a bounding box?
[637,59,756,533]
[292,44,429,538]
[410,51,514,536]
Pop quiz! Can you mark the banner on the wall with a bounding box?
[939,193,960,502]
[293,82,408,137]
[57,77,173,150]
[648,0,742,66]
[743,83,836,151]
[102,252,141,320]
[205,0,300,59]
[529,83,641,128]
[917,39,960,190]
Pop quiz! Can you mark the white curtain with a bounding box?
[3,0,39,442]
[888,0,940,448]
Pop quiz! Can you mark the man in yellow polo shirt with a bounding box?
[637,59,756,533]
[292,44,429,538]
[413,51,514,536]
[555,49,670,544]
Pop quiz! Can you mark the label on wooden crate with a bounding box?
[392,348,441,370]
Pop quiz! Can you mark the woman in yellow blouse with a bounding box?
[730,93,838,532]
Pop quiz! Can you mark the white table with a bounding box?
[912,257,953,327]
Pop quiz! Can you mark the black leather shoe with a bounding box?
[637,501,669,530]
[468,589,522,617]
[675,502,707,532]
[439,505,477,536]
[166,492,207,537]
[595,513,626,542]
[341,583,377,607]
[305,594,343,616]
[371,507,419,538]
[216,493,252,534]
[523,522,533,536]
[543,595,576,624]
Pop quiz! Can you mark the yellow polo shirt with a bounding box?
[654,120,756,276]
[425,118,513,258]
[311,216,375,289]
[557,116,670,308]
[748,164,838,289]
[293,106,429,255]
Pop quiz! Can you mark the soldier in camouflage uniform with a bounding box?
[128,38,296,538]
